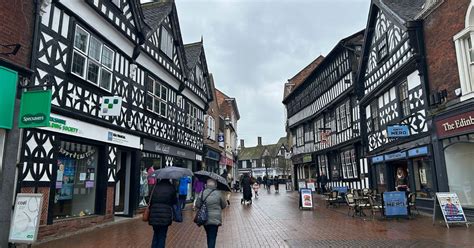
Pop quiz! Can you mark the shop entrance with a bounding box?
[387,160,409,192]
[115,150,132,216]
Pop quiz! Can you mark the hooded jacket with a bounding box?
[195,185,227,226]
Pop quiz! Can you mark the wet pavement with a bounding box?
[34,186,474,248]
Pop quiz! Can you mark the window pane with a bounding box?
[101,46,114,69]
[87,61,100,84]
[161,86,167,101]
[153,98,160,113]
[72,52,86,77]
[89,37,101,61]
[146,94,153,110]
[160,102,167,117]
[147,79,154,93]
[154,82,160,96]
[100,69,112,91]
[74,27,89,53]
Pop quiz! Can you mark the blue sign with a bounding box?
[217,134,224,142]
[387,125,410,138]
[371,156,384,164]
[408,146,428,157]
[206,150,220,161]
[383,191,408,217]
[384,152,406,161]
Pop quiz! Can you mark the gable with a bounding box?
[361,6,414,96]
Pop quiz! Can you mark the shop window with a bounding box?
[412,158,434,199]
[399,81,410,117]
[139,155,161,207]
[445,143,474,208]
[375,163,387,193]
[53,141,98,219]
[71,25,114,91]
[160,27,173,58]
[146,77,168,118]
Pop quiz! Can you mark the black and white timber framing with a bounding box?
[284,30,370,190]
[20,0,211,198]
[357,0,433,193]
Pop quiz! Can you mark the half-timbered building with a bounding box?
[283,30,368,191]
[357,0,432,207]
[20,0,210,238]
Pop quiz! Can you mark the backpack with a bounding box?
[194,189,216,226]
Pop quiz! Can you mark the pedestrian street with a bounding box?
[34,186,474,248]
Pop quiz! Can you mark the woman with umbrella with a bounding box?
[194,171,229,248]
[148,167,193,248]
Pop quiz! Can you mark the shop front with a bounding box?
[433,106,474,214]
[204,147,220,173]
[142,138,199,201]
[292,153,314,190]
[370,146,435,208]
[23,113,141,237]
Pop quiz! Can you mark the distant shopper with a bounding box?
[274,175,280,193]
[319,172,328,193]
[193,179,205,211]
[196,179,227,248]
[178,176,191,210]
[253,182,259,198]
[220,170,231,205]
[149,179,177,248]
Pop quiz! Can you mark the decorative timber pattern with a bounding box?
[20,130,58,182]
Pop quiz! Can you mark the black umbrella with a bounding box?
[151,166,193,179]
[194,170,231,191]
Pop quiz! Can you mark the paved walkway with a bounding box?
[34,187,474,248]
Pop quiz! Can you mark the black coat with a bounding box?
[148,180,177,226]
[242,176,252,200]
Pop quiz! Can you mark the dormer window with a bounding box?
[160,28,173,58]
[195,66,203,88]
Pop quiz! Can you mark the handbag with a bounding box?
[193,189,215,226]
[142,183,157,222]
[172,203,183,222]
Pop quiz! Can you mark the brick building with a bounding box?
[0,0,36,245]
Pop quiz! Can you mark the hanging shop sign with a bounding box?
[18,90,52,128]
[435,110,474,139]
[0,66,18,129]
[9,193,43,244]
[387,125,410,138]
[217,133,224,147]
[39,114,140,148]
[100,96,123,116]
[142,138,196,160]
[299,188,313,210]
[434,192,468,228]
[383,191,408,217]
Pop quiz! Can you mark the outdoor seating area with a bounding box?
[320,188,419,219]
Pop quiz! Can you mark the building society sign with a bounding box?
[436,111,474,138]
[39,114,140,148]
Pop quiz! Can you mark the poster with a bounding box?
[436,193,466,223]
[300,188,313,209]
[57,157,75,200]
[383,191,408,217]
[9,194,43,244]
[307,182,316,192]
[79,173,86,181]
[298,180,306,189]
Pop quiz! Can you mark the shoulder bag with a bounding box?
[142,183,157,222]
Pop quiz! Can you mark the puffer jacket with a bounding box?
[195,186,227,226]
[149,180,177,226]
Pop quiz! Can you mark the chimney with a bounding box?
[257,137,262,146]
[240,139,245,148]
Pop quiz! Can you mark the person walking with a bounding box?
[319,172,328,193]
[220,170,231,205]
[192,178,205,211]
[178,176,191,210]
[149,179,177,248]
[274,175,280,193]
[252,181,259,199]
[241,173,252,204]
[195,179,227,248]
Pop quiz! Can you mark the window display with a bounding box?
[445,143,474,208]
[413,158,433,199]
[140,154,162,207]
[53,141,98,219]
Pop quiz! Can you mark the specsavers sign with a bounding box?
[19,90,52,128]
[39,114,140,148]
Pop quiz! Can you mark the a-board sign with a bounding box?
[307,182,316,192]
[298,180,306,190]
[9,193,43,244]
[434,192,468,228]
[300,188,313,209]
[383,191,408,217]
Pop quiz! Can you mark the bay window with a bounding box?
[71,25,114,91]
[453,4,474,101]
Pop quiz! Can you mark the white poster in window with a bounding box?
[9,194,43,244]
[79,173,87,181]
[89,173,95,181]
[419,168,427,185]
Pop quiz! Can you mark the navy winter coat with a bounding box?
[148,180,177,226]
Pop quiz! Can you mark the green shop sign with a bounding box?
[19,90,52,128]
[48,117,79,134]
[0,66,18,129]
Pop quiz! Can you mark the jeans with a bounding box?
[178,194,187,210]
[204,225,219,248]
[151,225,169,248]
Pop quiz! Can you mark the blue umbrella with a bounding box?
[151,166,193,179]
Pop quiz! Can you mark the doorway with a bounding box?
[388,160,409,192]
[115,150,132,216]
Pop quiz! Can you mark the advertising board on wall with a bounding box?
[39,114,140,148]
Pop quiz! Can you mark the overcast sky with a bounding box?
[173,0,370,147]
